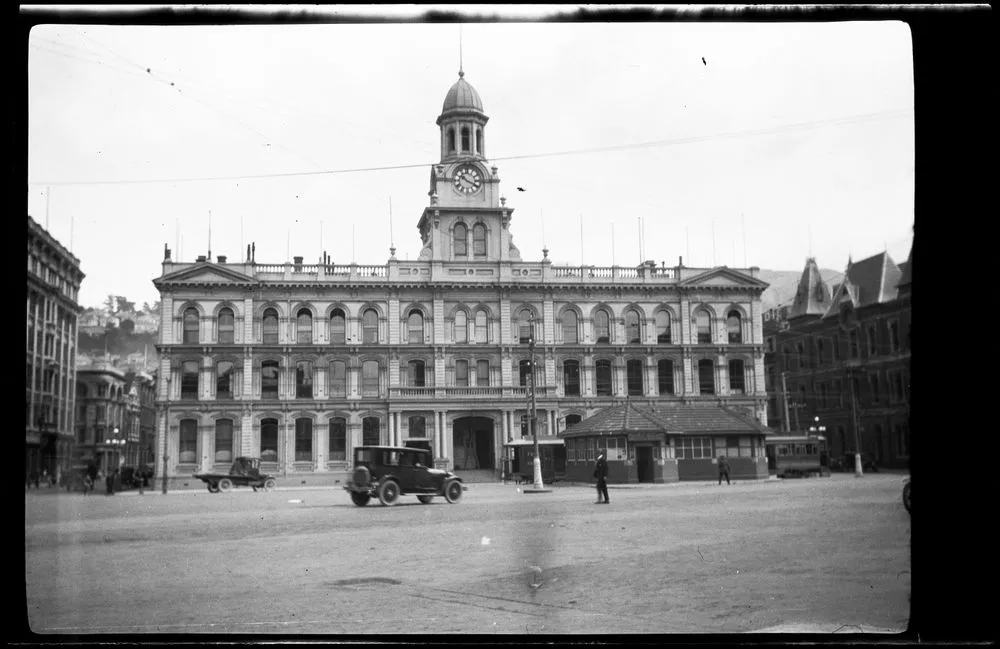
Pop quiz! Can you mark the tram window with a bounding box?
[777,445,789,456]
[806,444,817,455]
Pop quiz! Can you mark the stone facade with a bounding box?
[151,71,771,487]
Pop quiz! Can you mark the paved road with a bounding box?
[25,473,910,635]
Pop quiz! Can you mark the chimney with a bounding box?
[196,255,207,262]
[217,255,227,264]
[293,255,303,272]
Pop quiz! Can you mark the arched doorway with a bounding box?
[452,416,495,472]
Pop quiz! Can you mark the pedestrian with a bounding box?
[82,474,93,495]
[593,453,610,504]
[718,455,731,485]
[41,468,49,487]
[105,470,114,496]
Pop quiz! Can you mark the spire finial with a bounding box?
[458,25,464,77]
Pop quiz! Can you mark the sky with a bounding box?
[25,7,915,310]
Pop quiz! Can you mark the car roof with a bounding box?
[356,446,429,452]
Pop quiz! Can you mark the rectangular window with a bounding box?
[261,363,280,399]
[820,382,828,408]
[850,330,859,359]
[728,360,745,394]
[677,437,713,459]
[870,373,880,404]
[595,361,613,396]
[328,419,347,462]
[563,361,581,396]
[889,321,900,352]
[833,379,844,407]
[362,361,379,397]
[295,419,313,462]
[476,360,490,387]
[475,312,488,344]
[626,360,643,396]
[867,324,878,357]
[455,360,469,387]
[181,361,199,399]
[296,362,314,399]
[739,436,752,457]
[329,361,347,398]
[658,360,674,395]
[214,419,233,463]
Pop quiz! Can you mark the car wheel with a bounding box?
[252,486,258,492]
[377,480,400,506]
[902,481,911,513]
[263,478,276,492]
[218,478,233,493]
[417,495,434,504]
[444,479,463,504]
[207,482,220,494]
[351,491,371,507]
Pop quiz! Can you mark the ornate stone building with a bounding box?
[152,70,771,487]
[26,215,84,482]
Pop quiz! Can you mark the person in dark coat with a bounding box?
[593,453,610,504]
[718,455,731,485]
[105,470,114,495]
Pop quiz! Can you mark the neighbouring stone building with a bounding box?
[763,249,911,468]
[151,69,772,488]
[26,214,84,482]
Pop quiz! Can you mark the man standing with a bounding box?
[593,453,610,504]
[718,455,731,485]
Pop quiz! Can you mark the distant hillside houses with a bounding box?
[78,307,160,335]
[76,350,159,374]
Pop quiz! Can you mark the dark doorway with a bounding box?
[636,445,654,483]
[453,416,494,471]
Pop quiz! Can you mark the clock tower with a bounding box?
[417,70,520,262]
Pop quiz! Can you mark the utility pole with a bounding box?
[780,371,791,433]
[528,314,543,490]
[788,401,806,433]
[849,367,864,477]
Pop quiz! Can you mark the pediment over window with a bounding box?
[154,263,255,288]
[678,268,769,289]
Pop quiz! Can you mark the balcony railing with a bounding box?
[389,385,556,399]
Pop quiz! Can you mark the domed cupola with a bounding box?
[436,70,489,163]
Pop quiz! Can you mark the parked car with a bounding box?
[344,446,465,507]
[830,453,879,473]
[902,477,911,513]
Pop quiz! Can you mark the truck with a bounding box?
[193,457,277,493]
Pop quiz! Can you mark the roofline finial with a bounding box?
[458,25,464,78]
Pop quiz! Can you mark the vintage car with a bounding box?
[193,457,277,493]
[343,446,464,506]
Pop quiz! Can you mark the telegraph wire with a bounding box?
[28,108,912,187]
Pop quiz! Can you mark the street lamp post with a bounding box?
[849,368,864,477]
[162,376,171,494]
[527,315,544,490]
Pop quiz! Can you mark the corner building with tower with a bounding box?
[152,71,772,487]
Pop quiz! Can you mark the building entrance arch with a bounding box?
[452,416,494,472]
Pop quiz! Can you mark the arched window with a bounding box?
[447,127,456,152]
[294,418,312,461]
[329,361,347,397]
[729,359,746,394]
[454,223,468,257]
[658,359,674,395]
[476,360,490,387]
[218,308,235,344]
[362,309,379,344]
[626,359,643,396]
[453,311,468,343]
[517,310,533,344]
[261,361,279,399]
[181,361,199,399]
[328,417,347,461]
[698,359,715,395]
[183,308,199,344]
[594,309,611,344]
[330,308,346,345]
[727,311,742,344]
[407,311,424,344]
[656,311,671,344]
[216,361,233,399]
[595,360,613,396]
[362,360,380,396]
[519,359,534,387]
[297,309,313,344]
[214,419,233,463]
[473,224,487,257]
[562,311,578,344]
[625,309,641,344]
[696,310,712,344]
[563,360,581,396]
[475,309,488,343]
[407,360,426,387]
[455,360,469,387]
[260,418,278,462]
[461,126,470,151]
[179,419,198,463]
[362,416,380,446]
[262,308,279,344]
[475,128,482,154]
[296,361,313,398]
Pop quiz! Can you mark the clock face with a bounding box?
[453,165,483,194]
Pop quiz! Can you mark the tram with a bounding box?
[765,435,829,478]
